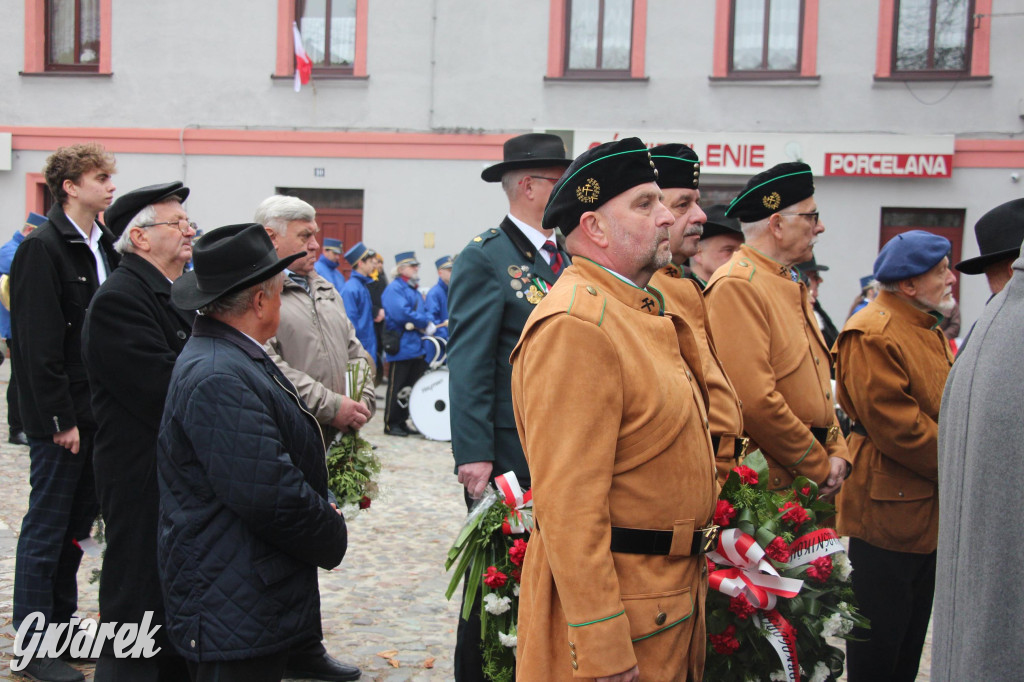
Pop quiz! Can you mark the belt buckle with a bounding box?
[736,437,750,456]
[699,524,720,554]
[826,425,840,445]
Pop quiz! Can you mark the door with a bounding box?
[316,208,364,279]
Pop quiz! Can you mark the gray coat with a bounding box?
[933,247,1024,680]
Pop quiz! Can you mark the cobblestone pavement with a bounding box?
[0,358,931,680]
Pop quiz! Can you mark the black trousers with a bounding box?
[384,357,426,430]
[455,489,486,682]
[94,655,190,682]
[846,537,936,682]
[6,336,21,433]
[187,651,288,682]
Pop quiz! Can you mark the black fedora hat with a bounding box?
[481,133,572,182]
[171,223,303,310]
[955,198,1024,274]
[104,181,190,238]
[701,204,743,240]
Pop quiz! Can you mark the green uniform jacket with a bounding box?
[447,217,568,487]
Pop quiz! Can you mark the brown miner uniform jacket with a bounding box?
[651,271,745,483]
[511,257,717,682]
[833,290,952,554]
[704,245,849,490]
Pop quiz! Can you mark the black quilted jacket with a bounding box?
[157,315,347,661]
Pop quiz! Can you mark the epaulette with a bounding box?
[844,304,892,335]
[723,257,757,282]
[563,283,607,327]
[466,227,502,248]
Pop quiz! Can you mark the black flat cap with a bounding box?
[481,133,572,182]
[955,198,1024,274]
[543,137,658,236]
[725,162,814,222]
[701,204,744,241]
[795,256,829,275]
[104,181,190,238]
[650,144,700,190]
[171,223,302,310]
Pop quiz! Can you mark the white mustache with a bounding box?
[683,224,704,237]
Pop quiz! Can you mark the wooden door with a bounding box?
[316,208,363,279]
[880,207,964,300]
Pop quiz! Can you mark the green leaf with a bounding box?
[742,449,770,485]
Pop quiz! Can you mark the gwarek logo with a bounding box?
[10,612,162,672]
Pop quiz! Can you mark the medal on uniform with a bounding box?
[508,265,522,278]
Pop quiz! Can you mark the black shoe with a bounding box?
[384,425,409,437]
[9,431,28,445]
[284,653,361,681]
[14,657,85,682]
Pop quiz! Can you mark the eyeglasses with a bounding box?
[776,211,820,226]
[519,175,561,185]
[139,218,198,234]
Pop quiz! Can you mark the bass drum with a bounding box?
[409,368,451,441]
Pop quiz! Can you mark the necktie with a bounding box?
[289,273,310,293]
[542,241,564,275]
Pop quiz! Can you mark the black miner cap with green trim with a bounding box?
[543,137,659,236]
[649,143,700,190]
[725,161,814,222]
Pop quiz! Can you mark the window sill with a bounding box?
[709,75,820,86]
[544,75,649,83]
[270,74,369,82]
[20,70,112,77]
[874,74,991,83]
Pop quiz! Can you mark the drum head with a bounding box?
[409,369,451,441]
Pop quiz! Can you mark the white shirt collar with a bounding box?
[66,212,108,284]
[507,213,552,255]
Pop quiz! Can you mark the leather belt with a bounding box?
[849,422,868,437]
[610,525,720,557]
[810,424,842,447]
[711,435,750,459]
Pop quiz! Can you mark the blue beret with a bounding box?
[726,162,814,222]
[395,251,419,266]
[344,242,369,266]
[543,137,659,235]
[649,144,700,190]
[435,255,453,270]
[322,238,343,253]
[873,230,952,283]
[26,212,47,227]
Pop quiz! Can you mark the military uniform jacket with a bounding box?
[651,271,744,483]
[510,258,716,682]
[447,217,568,486]
[704,245,849,490]
[834,291,952,554]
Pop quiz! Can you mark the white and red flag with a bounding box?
[292,21,312,92]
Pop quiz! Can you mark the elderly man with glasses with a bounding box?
[704,162,850,496]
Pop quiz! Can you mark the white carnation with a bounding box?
[809,660,830,682]
[498,631,518,648]
[513,584,520,597]
[483,593,512,615]
[770,672,788,682]
[821,612,853,638]
[832,551,853,581]
[837,601,853,616]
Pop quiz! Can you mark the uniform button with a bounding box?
[704,420,709,430]
[569,641,575,649]
[898,491,904,497]
[814,357,820,365]
[655,611,667,626]
[190,640,196,648]
[586,286,597,296]
[572,661,579,670]
[826,392,831,399]
[686,370,693,380]
[773,477,781,486]
[570,650,577,659]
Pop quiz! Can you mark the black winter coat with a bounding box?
[157,316,347,661]
[81,253,195,656]
[10,204,119,436]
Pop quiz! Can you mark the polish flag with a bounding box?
[292,21,312,92]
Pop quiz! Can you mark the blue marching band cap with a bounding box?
[873,230,952,283]
[395,251,420,266]
[322,238,343,253]
[435,255,453,270]
[859,275,876,290]
[344,242,369,266]
[26,212,47,227]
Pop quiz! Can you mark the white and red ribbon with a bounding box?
[707,529,803,610]
[494,471,533,535]
[787,528,844,567]
[755,609,800,682]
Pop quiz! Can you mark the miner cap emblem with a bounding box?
[576,178,600,204]
[762,191,782,211]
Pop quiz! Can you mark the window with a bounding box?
[875,0,989,79]
[893,0,971,73]
[546,0,647,80]
[297,0,356,73]
[711,0,818,80]
[22,0,110,75]
[730,0,803,73]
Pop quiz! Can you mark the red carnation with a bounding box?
[728,594,757,620]
[779,500,810,529]
[482,566,508,588]
[806,556,833,583]
[706,557,717,574]
[710,625,740,655]
[359,496,372,510]
[733,465,758,485]
[800,485,811,497]
[713,500,737,527]
[511,568,522,583]
[509,538,528,567]
[764,536,791,563]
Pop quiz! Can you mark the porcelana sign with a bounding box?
[574,131,955,179]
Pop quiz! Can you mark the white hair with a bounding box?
[878,280,900,292]
[113,204,159,254]
[500,169,530,201]
[740,216,770,239]
[254,195,316,236]
[198,273,283,318]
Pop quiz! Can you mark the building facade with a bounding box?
[1,0,1022,326]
